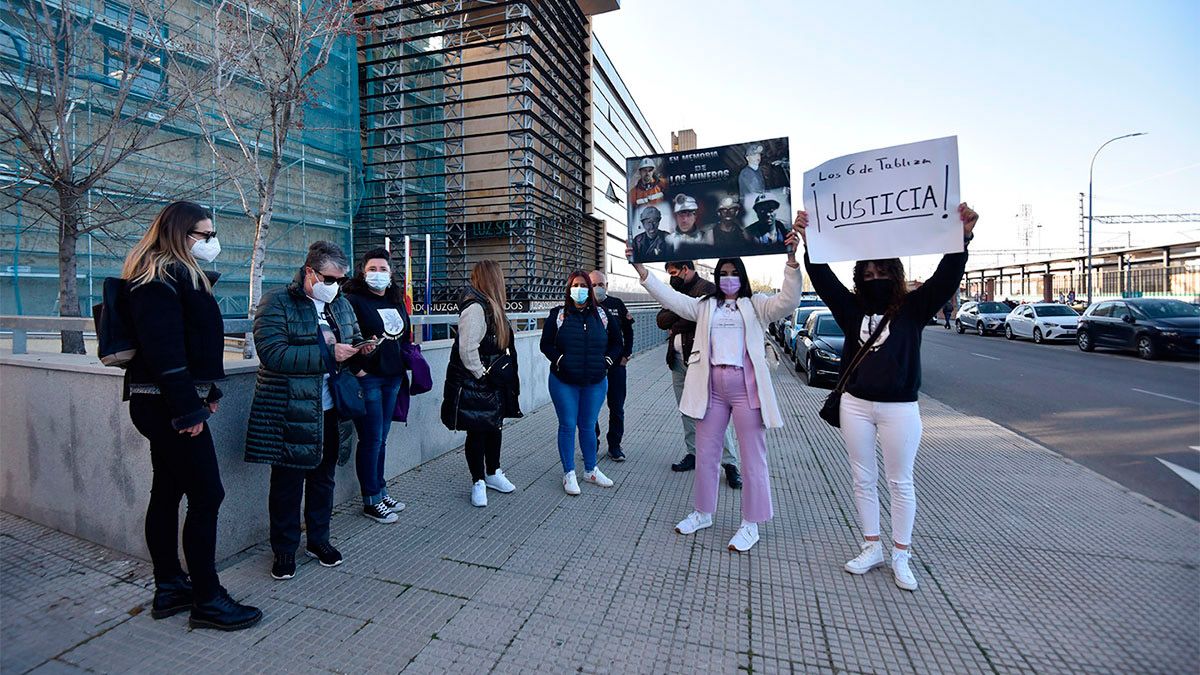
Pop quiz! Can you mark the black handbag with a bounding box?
[317,335,367,420]
[819,314,891,428]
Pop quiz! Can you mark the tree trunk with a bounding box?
[57,191,85,354]
[242,210,273,359]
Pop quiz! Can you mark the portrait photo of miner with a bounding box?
[745,192,789,244]
[666,193,713,255]
[630,157,667,208]
[631,205,671,261]
[737,143,787,212]
[711,195,754,254]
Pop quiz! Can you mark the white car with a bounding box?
[1004,303,1080,344]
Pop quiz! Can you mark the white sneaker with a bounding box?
[674,511,713,535]
[583,467,614,488]
[563,471,581,495]
[844,540,885,575]
[892,548,918,591]
[727,522,759,552]
[471,480,487,507]
[484,469,516,493]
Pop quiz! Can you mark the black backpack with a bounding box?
[93,277,137,367]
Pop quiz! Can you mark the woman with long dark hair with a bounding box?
[628,231,802,552]
[796,203,978,591]
[343,247,410,523]
[541,271,623,495]
[123,201,261,630]
[442,260,522,507]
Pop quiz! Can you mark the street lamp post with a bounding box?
[1087,132,1146,305]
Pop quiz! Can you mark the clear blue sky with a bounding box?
[593,0,1199,283]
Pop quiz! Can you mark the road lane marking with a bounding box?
[1157,459,1200,492]
[1131,388,1199,406]
[970,353,1001,361]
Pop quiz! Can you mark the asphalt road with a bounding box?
[916,325,1200,519]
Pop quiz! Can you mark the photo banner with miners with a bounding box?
[626,137,791,263]
[802,136,962,264]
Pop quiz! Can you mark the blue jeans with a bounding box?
[352,374,404,505]
[548,372,607,473]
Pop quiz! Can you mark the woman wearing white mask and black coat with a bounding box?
[343,247,411,524]
[123,201,261,631]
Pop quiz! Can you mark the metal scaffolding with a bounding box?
[355,0,595,309]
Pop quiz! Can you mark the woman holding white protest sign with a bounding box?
[625,228,802,553]
[795,202,978,591]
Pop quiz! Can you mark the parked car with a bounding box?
[770,292,823,340]
[784,306,826,354]
[955,301,1010,335]
[1004,303,1080,343]
[794,310,844,386]
[1076,298,1200,360]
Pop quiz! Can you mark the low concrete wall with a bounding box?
[0,331,552,560]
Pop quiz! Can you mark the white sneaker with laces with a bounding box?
[892,548,918,591]
[563,471,581,495]
[583,467,614,488]
[674,511,713,535]
[484,469,516,493]
[844,540,885,575]
[727,521,760,552]
[471,480,487,507]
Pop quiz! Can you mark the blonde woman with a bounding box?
[123,201,261,630]
[441,260,522,507]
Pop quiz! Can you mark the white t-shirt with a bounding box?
[709,300,746,366]
[311,298,334,411]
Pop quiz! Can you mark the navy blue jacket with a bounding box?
[540,302,623,385]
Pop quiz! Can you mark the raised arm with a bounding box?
[753,263,804,323]
[641,272,703,322]
[907,203,978,319]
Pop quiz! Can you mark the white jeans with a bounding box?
[838,392,922,546]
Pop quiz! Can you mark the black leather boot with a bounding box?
[189,588,263,631]
[151,574,193,619]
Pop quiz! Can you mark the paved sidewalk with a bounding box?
[3,349,1198,674]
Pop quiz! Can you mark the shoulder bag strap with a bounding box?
[829,313,891,396]
[314,328,339,377]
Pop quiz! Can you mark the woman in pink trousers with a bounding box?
[626,226,802,552]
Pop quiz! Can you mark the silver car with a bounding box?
[955,301,1012,336]
[1004,303,1080,343]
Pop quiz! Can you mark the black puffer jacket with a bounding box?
[540,302,623,385]
[245,281,362,469]
[441,289,522,431]
[125,265,225,429]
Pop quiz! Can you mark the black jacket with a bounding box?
[598,294,634,360]
[655,274,717,367]
[805,250,968,402]
[344,288,411,377]
[541,302,623,385]
[125,266,225,430]
[441,289,522,431]
[245,282,363,469]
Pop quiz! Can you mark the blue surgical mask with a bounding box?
[570,287,589,304]
[593,287,607,302]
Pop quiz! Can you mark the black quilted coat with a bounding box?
[441,290,522,432]
[245,281,362,469]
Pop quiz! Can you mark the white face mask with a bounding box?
[309,275,340,303]
[190,236,221,263]
[365,271,391,291]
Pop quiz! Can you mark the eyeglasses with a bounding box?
[189,230,218,242]
[310,269,348,285]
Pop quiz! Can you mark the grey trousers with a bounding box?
[670,356,739,465]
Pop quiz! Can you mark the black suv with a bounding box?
[1076,298,1199,360]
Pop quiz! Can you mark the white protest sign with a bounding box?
[803,136,961,263]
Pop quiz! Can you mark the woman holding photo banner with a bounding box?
[795,203,978,591]
[626,229,802,552]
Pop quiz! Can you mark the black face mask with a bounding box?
[669,276,686,291]
[859,279,894,314]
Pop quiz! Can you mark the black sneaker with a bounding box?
[305,541,344,567]
[724,463,743,489]
[363,502,399,524]
[271,553,295,580]
[381,495,405,513]
[151,574,193,619]
[671,453,696,472]
[189,587,262,632]
[608,448,626,462]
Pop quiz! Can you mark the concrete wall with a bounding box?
[0,332,553,561]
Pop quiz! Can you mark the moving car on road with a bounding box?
[794,310,844,386]
[1076,298,1200,360]
[955,301,1011,336]
[1004,303,1080,343]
